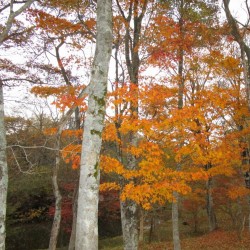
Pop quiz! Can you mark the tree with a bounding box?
[223,0,250,231]
[26,1,96,247]
[223,0,250,110]
[0,1,35,249]
[111,1,150,248]
[75,0,113,249]
[0,79,8,250]
[147,0,220,240]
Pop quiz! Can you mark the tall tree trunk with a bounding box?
[223,0,250,111]
[206,177,217,231]
[139,209,144,242]
[48,133,62,250]
[223,0,250,233]
[0,82,8,250]
[172,1,184,248]
[248,195,250,232]
[148,216,155,244]
[120,200,139,250]
[75,0,112,249]
[115,1,148,249]
[121,132,139,250]
[68,180,79,250]
[172,192,181,250]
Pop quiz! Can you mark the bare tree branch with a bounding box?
[0,0,36,44]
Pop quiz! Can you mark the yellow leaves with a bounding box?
[227,186,250,200]
[119,119,139,135]
[100,182,120,192]
[31,86,65,97]
[43,128,82,139]
[128,145,142,158]
[108,82,139,109]
[31,85,87,112]
[102,122,119,142]
[61,144,81,169]
[100,155,125,175]
[30,9,83,36]
[71,155,80,170]
[120,183,159,210]
[62,129,82,139]
[119,174,192,210]
[190,170,209,181]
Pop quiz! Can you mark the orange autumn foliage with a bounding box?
[29,0,250,214]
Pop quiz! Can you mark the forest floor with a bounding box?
[100,229,250,250]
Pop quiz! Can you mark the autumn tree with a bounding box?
[0,1,36,249]
[108,1,153,248]
[223,0,250,231]
[75,0,112,249]
[223,0,250,110]
[26,1,97,248]
[143,1,221,245]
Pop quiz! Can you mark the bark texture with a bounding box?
[223,0,250,110]
[223,1,250,231]
[206,177,217,231]
[115,1,148,249]
[139,209,144,242]
[48,133,62,250]
[0,0,35,44]
[172,1,184,248]
[120,200,139,250]
[75,0,112,249]
[172,192,181,250]
[68,181,78,250]
[0,83,8,250]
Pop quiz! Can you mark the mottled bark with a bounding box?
[48,133,62,250]
[223,0,250,111]
[172,1,184,248]
[68,180,78,250]
[120,200,139,250]
[75,0,112,249]
[0,82,8,250]
[148,216,155,243]
[115,1,148,249]
[172,192,181,250]
[206,177,217,231]
[120,133,139,250]
[139,209,144,242]
[0,0,35,44]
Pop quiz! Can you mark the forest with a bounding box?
[1,0,250,249]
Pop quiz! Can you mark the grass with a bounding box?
[99,229,250,250]
[99,236,123,250]
[98,214,250,250]
[35,227,250,250]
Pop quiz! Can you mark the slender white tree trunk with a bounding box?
[0,82,8,250]
[75,0,112,249]
[48,133,62,250]
[172,2,184,246]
